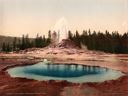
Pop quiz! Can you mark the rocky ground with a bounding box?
[0,48,128,96]
[0,58,72,96]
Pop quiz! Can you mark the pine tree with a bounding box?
[13,37,17,51]
[25,34,30,49]
[35,34,39,47]
[6,43,11,52]
[2,42,6,52]
[21,35,25,50]
[48,30,51,40]
[68,30,73,40]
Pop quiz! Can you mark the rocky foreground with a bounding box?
[0,48,128,96]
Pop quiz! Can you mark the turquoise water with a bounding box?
[7,62,124,83]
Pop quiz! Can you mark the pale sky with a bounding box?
[0,0,128,37]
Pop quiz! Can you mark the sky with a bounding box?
[0,0,128,37]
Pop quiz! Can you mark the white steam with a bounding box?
[53,17,69,42]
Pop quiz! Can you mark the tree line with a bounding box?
[1,32,51,52]
[68,30,128,54]
[1,30,128,54]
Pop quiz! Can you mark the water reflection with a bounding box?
[23,63,108,77]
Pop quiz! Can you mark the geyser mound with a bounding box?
[49,39,78,48]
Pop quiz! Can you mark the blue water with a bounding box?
[7,62,124,83]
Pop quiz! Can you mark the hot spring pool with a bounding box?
[7,62,124,83]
